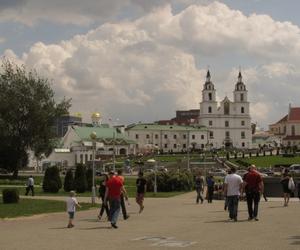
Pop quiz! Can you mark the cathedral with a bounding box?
[199,70,252,149]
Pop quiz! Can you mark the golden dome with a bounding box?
[91,112,101,119]
[74,112,82,118]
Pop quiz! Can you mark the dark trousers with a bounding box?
[227,195,239,219]
[120,193,128,219]
[207,187,214,203]
[25,185,34,196]
[109,198,121,225]
[99,195,110,218]
[196,188,204,203]
[246,191,260,219]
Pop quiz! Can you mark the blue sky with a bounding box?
[1,0,300,129]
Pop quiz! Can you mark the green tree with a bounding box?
[64,169,74,192]
[74,164,87,193]
[86,168,93,191]
[42,166,62,193]
[0,59,71,177]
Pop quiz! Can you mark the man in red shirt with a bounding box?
[243,165,264,221]
[116,169,129,220]
[104,171,127,228]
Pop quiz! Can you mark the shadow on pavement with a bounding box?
[48,227,68,230]
[204,219,249,223]
[289,236,300,245]
[79,226,112,230]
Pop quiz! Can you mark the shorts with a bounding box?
[68,212,75,219]
[136,193,144,203]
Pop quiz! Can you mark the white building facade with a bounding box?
[199,71,252,149]
[126,124,209,153]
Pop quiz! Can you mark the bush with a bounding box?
[42,166,62,193]
[74,164,87,193]
[86,168,93,191]
[63,169,74,192]
[145,170,194,192]
[2,188,19,203]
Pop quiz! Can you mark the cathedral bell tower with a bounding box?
[200,70,217,116]
[234,71,247,102]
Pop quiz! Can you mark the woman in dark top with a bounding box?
[98,174,110,220]
[280,173,291,207]
[206,175,215,203]
[136,172,147,213]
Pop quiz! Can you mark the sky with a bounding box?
[1,0,300,130]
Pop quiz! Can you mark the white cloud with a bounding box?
[3,1,300,127]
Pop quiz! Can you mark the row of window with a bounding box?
[209,131,246,139]
[207,106,245,114]
[208,93,244,101]
[135,134,205,140]
[208,120,246,126]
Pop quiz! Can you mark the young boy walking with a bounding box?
[66,191,81,228]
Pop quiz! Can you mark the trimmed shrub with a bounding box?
[86,168,93,191]
[42,166,62,193]
[63,169,74,192]
[74,164,87,193]
[2,188,19,203]
[145,170,194,192]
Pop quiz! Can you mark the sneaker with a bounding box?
[248,217,253,221]
[124,215,130,220]
[139,205,144,214]
[254,217,259,221]
[111,223,118,229]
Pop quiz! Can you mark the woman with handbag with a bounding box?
[280,173,293,207]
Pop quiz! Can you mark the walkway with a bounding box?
[1,192,299,250]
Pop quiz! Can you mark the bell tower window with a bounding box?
[208,93,212,100]
[240,93,244,101]
[224,102,230,115]
[241,107,245,114]
[208,106,212,113]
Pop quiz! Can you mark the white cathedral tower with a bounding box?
[199,70,252,149]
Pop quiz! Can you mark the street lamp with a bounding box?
[90,131,97,205]
[147,158,157,194]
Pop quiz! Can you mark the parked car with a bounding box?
[209,169,227,177]
[289,164,300,174]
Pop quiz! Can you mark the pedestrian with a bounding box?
[243,165,264,221]
[25,175,34,196]
[66,191,81,228]
[280,173,293,207]
[223,168,232,211]
[223,166,243,222]
[195,172,204,204]
[98,174,110,221]
[116,169,130,220]
[206,175,215,203]
[136,172,147,213]
[104,171,128,229]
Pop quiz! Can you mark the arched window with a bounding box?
[208,93,212,100]
[208,106,212,113]
[240,93,244,101]
[224,101,230,115]
[241,107,244,113]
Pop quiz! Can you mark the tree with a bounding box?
[42,166,62,193]
[74,164,87,193]
[64,169,74,192]
[0,59,71,177]
[86,168,93,191]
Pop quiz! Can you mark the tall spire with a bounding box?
[206,70,211,83]
[238,70,242,83]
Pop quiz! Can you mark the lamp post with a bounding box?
[90,131,97,205]
[112,131,116,172]
[147,158,157,194]
[187,130,190,171]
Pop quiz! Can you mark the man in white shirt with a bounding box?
[224,166,243,222]
[25,175,34,196]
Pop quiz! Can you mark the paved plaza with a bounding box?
[0,193,299,250]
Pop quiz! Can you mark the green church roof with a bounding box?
[127,123,208,132]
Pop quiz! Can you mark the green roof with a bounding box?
[73,126,135,145]
[127,123,208,132]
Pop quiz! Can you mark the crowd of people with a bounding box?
[65,165,300,228]
[195,164,300,222]
[66,169,147,229]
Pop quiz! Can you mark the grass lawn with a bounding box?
[0,199,95,218]
[230,155,300,168]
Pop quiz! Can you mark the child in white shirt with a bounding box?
[66,191,81,228]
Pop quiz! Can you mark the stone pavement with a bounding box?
[0,192,299,250]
